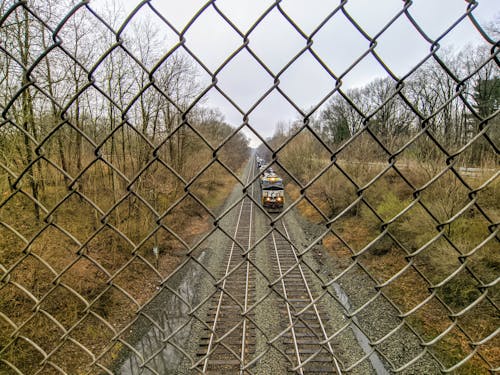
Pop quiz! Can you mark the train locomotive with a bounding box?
[260,168,284,212]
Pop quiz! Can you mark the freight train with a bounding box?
[259,167,284,212]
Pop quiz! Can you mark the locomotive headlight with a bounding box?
[265,197,271,201]
[277,197,283,201]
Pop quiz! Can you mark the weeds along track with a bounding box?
[269,219,341,375]
[195,160,257,374]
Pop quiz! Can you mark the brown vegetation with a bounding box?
[261,44,499,372]
[285,146,498,372]
[0,1,250,372]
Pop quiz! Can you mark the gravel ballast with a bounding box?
[114,159,441,374]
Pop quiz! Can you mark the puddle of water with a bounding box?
[332,283,389,375]
[119,252,206,374]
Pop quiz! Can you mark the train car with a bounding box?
[256,155,262,168]
[260,171,284,212]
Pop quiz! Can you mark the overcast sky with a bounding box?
[90,0,499,147]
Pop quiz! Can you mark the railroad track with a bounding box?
[269,220,341,374]
[196,161,257,374]
[196,159,342,374]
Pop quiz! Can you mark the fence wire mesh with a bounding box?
[0,0,499,374]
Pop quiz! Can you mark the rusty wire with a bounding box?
[0,0,499,374]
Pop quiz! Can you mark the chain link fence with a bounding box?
[0,0,498,374]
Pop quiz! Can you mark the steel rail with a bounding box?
[281,220,342,374]
[240,175,254,374]
[271,230,304,375]
[201,157,255,373]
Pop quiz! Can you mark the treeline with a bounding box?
[0,0,249,218]
[265,44,498,173]
[320,49,498,162]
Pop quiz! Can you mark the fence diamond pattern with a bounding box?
[0,1,498,374]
